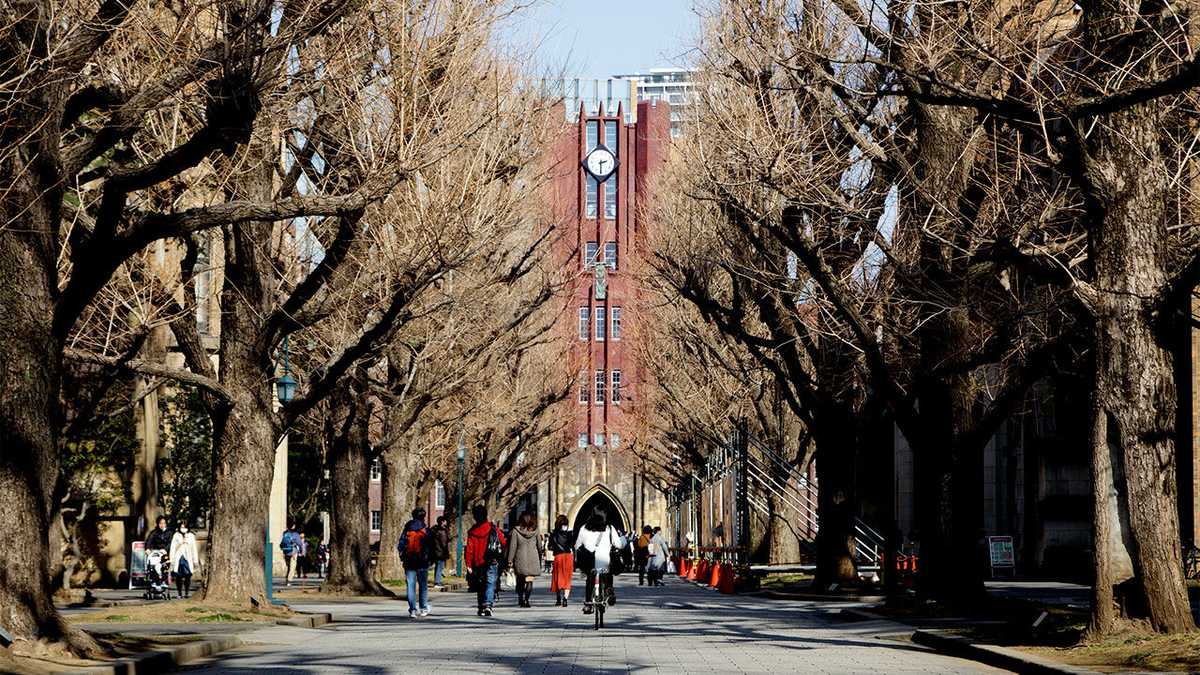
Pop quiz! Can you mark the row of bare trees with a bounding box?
[0,0,570,656]
[644,0,1200,635]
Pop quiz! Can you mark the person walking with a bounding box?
[400,507,433,618]
[648,526,669,586]
[169,521,200,598]
[280,522,302,586]
[634,526,652,586]
[542,534,554,573]
[464,504,506,617]
[574,509,627,614]
[548,514,574,607]
[297,527,309,580]
[430,516,451,589]
[505,510,544,608]
[145,516,173,553]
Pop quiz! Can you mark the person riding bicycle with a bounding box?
[573,508,627,615]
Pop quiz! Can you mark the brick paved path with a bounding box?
[182,575,1006,673]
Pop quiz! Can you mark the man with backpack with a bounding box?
[430,516,451,589]
[464,504,506,616]
[280,521,302,587]
[399,507,433,618]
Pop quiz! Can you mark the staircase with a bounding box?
[742,434,885,570]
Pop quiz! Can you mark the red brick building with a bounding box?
[533,92,673,535]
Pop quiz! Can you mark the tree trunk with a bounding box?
[0,114,95,651]
[912,308,987,606]
[200,363,277,604]
[1087,105,1194,633]
[813,403,858,587]
[326,404,389,595]
[200,143,283,606]
[1087,396,1119,636]
[377,440,413,582]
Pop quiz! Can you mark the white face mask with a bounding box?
[180,527,188,534]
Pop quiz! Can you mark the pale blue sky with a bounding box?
[501,0,702,78]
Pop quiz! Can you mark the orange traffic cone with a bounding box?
[708,562,721,588]
[718,564,735,594]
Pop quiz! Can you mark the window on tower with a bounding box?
[584,241,599,268]
[578,370,588,404]
[605,120,618,156]
[594,307,606,341]
[586,120,599,152]
[586,176,598,219]
[595,370,605,406]
[604,177,617,219]
[578,307,589,341]
[610,307,621,340]
[604,242,617,269]
[611,369,622,404]
[578,432,588,447]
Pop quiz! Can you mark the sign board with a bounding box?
[987,535,1015,577]
[128,541,147,589]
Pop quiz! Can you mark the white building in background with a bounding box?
[612,68,695,137]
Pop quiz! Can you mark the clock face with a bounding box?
[583,146,618,181]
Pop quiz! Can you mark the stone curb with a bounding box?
[276,612,332,628]
[751,589,887,603]
[911,629,1103,675]
[75,635,242,675]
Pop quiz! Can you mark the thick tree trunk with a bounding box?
[813,403,858,587]
[200,361,277,604]
[0,97,94,651]
[201,144,284,606]
[326,405,389,595]
[377,444,410,582]
[912,309,987,606]
[1087,106,1194,633]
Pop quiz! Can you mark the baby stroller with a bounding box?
[144,549,171,600]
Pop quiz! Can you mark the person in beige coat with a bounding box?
[505,510,545,608]
[169,521,200,598]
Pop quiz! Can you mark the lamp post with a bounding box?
[266,335,295,605]
[455,429,466,577]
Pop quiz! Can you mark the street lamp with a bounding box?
[266,335,295,605]
[455,429,466,577]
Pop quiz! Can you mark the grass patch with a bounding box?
[196,613,241,623]
[1021,630,1200,672]
[69,598,291,625]
[759,573,813,589]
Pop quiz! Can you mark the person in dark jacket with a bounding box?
[548,514,575,606]
[464,504,506,616]
[430,516,451,589]
[145,516,173,552]
[399,507,432,618]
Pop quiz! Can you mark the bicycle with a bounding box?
[586,568,612,629]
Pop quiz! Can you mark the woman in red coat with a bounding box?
[547,513,575,606]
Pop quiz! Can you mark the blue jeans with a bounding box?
[434,559,445,586]
[405,567,429,612]
[473,562,498,609]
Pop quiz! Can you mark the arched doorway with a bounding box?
[570,485,630,534]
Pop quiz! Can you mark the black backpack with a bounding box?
[484,523,504,563]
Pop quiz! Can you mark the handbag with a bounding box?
[500,568,517,591]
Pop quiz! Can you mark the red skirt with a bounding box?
[551,553,574,591]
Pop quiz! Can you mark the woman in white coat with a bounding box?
[169,521,200,599]
[573,509,627,614]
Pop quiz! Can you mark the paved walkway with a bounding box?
[179,575,1006,674]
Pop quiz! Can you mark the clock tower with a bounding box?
[535,92,674,537]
